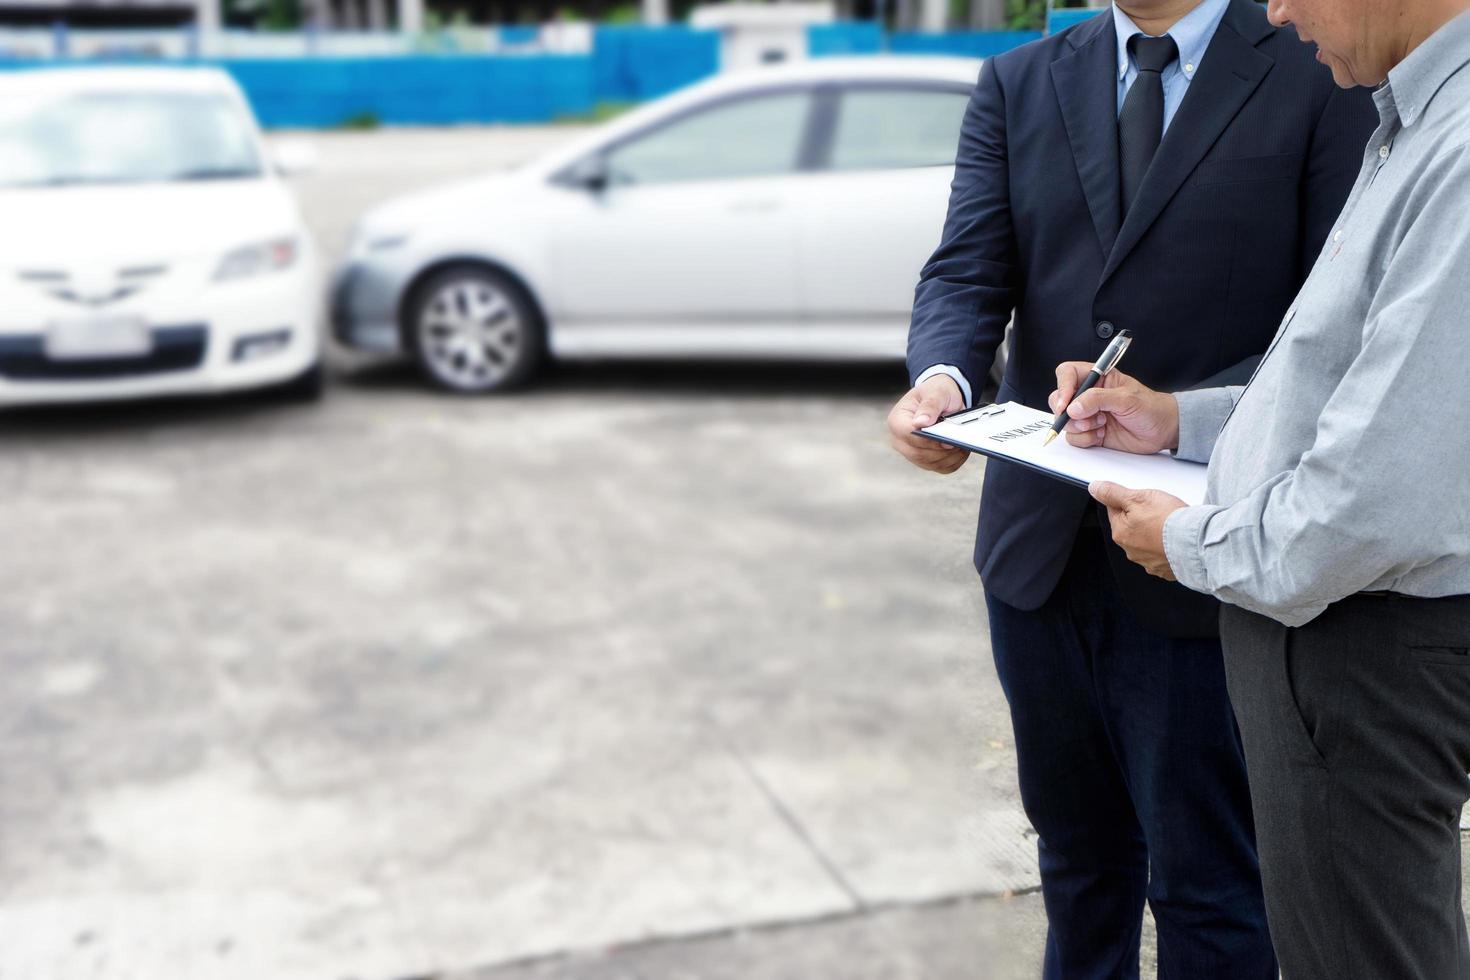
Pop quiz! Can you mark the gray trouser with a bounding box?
[1221,593,1470,980]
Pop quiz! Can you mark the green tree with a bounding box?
[1006,0,1046,30]
[258,0,301,30]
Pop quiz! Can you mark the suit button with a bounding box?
[1095,320,1115,339]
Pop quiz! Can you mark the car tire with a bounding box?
[406,265,544,394]
[273,360,325,402]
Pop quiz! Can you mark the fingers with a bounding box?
[1064,419,1106,448]
[1066,385,1138,423]
[892,435,969,473]
[887,391,970,472]
[1049,361,1092,413]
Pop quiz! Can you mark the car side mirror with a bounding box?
[568,154,611,194]
[272,140,318,178]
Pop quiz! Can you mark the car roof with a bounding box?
[710,55,983,89]
[529,54,982,176]
[0,65,243,97]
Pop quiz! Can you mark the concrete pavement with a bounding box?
[0,122,1046,978]
[0,357,1038,978]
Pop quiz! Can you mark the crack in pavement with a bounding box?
[702,713,868,913]
[446,885,1044,979]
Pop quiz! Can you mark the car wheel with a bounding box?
[273,360,324,402]
[407,265,544,394]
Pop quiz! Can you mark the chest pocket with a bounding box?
[1193,152,1302,186]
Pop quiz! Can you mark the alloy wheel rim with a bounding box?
[418,278,523,389]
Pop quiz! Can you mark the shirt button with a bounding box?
[1096,320,1116,339]
[1333,229,1344,242]
[1184,62,1195,73]
[1379,144,1391,159]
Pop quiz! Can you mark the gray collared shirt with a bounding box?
[1161,9,1470,627]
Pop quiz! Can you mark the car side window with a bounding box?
[827,87,970,172]
[603,90,811,186]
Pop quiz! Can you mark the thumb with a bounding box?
[911,387,956,427]
[1088,480,1137,510]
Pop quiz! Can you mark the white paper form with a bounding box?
[918,402,1209,506]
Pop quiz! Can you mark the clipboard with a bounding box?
[916,401,1208,506]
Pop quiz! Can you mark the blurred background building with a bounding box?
[0,0,1053,36]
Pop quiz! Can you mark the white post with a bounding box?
[399,0,424,35]
[969,0,1006,29]
[919,0,946,31]
[195,0,220,34]
[642,0,669,26]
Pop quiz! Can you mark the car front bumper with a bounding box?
[331,260,406,356]
[0,270,321,407]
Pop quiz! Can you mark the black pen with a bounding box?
[1043,329,1134,447]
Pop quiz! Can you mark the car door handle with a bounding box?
[728,199,781,213]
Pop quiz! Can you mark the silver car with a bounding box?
[332,55,1008,394]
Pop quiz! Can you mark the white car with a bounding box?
[333,56,1007,394]
[0,67,323,406]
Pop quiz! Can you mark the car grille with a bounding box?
[17,265,169,307]
[0,325,207,380]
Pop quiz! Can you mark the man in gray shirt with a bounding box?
[1051,0,1470,972]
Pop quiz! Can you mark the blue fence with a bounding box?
[888,29,1042,57]
[222,54,595,126]
[807,22,1044,60]
[228,27,719,125]
[0,23,1057,128]
[807,21,884,56]
[592,24,720,101]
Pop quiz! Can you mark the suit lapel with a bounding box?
[1100,0,1276,284]
[1050,12,1123,258]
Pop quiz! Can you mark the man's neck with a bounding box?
[1115,0,1209,36]
[1389,0,1465,74]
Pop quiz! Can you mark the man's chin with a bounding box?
[1323,56,1363,89]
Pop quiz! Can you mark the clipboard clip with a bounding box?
[946,403,1008,425]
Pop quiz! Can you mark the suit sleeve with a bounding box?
[906,59,1017,391]
[1298,80,1378,275]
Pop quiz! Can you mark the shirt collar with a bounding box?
[1383,6,1470,128]
[1112,0,1232,83]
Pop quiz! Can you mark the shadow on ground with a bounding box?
[336,357,910,401]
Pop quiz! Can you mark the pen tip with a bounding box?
[1043,431,1057,447]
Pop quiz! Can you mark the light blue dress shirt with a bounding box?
[919,0,1233,408]
[1112,0,1231,134]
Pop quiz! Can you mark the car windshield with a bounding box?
[0,89,264,189]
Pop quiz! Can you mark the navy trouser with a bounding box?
[985,530,1275,980]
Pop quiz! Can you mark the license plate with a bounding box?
[45,317,152,360]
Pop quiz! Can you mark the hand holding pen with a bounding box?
[1044,330,1134,446]
[1046,346,1183,456]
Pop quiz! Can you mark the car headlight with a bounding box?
[214,237,299,281]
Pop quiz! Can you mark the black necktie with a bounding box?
[1117,33,1179,214]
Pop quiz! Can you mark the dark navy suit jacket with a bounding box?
[907,0,1378,637]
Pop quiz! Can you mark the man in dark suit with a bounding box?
[886,0,1376,975]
